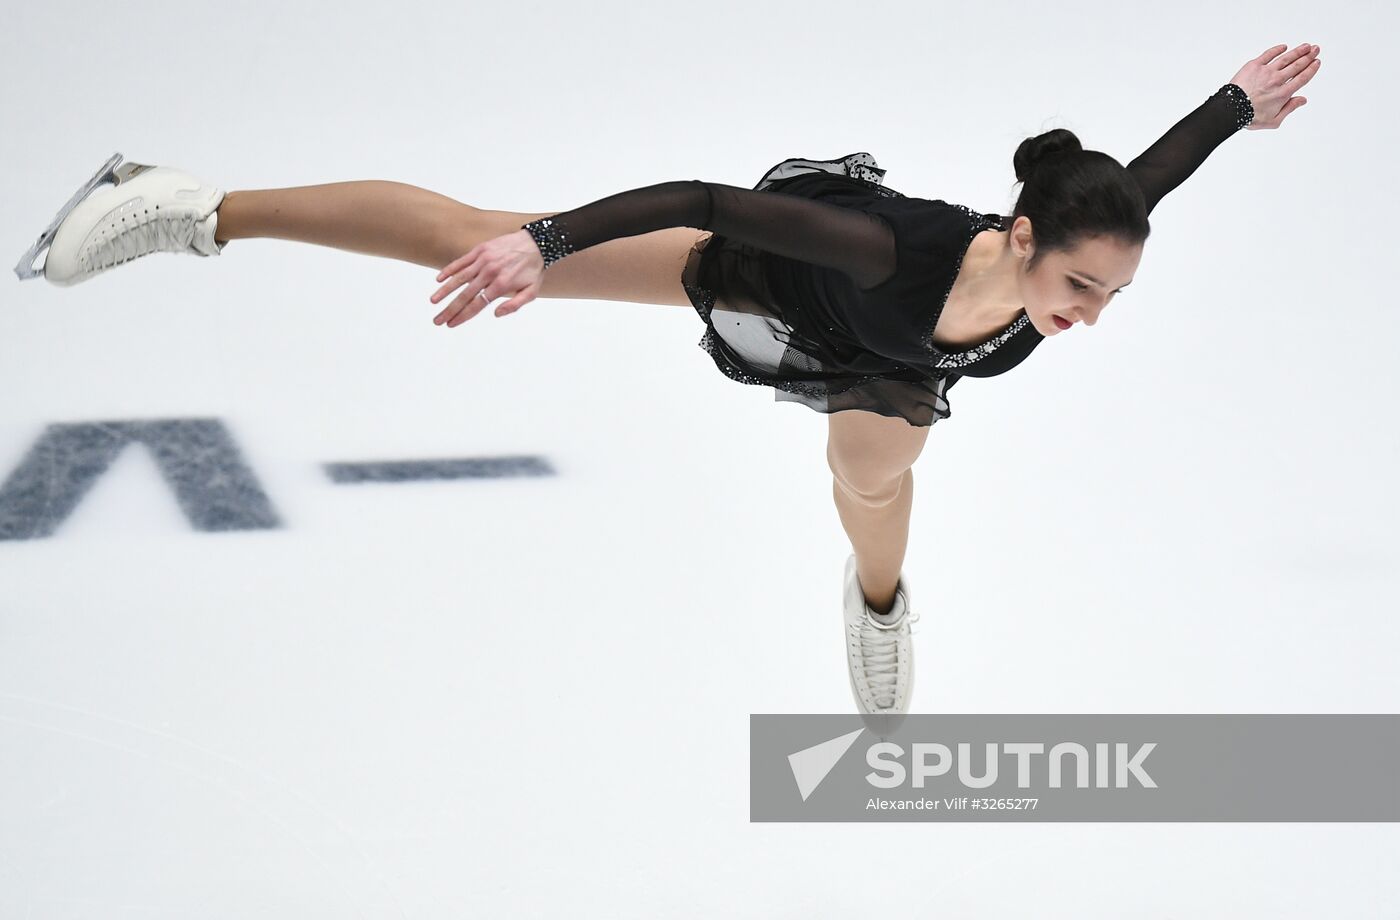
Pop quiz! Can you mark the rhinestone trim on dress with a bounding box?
[521,216,573,268]
[929,313,1032,369]
[919,206,1019,362]
[1216,82,1255,130]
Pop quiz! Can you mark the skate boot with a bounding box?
[15,152,227,286]
[843,553,919,716]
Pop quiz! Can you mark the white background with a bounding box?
[1,0,1396,916]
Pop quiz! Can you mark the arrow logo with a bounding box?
[787,728,865,801]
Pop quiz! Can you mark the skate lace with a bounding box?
[859,608,920,709]
[88,210,200,272]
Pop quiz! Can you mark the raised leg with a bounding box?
[210,179,704,307]
[213,180,505,270]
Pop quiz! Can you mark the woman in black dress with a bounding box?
[18,43,1321,716]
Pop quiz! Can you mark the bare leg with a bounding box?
[208,179,701,307]
[212,180,543,270]
[831,468,914,615]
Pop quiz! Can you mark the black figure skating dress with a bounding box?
[523,84,1254,426]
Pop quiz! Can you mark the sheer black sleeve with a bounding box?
[1126,83,1255,216]
[520,179,898,291]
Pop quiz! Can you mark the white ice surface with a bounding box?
[1,0,1396,917]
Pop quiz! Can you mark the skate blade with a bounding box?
[13,152,130,281]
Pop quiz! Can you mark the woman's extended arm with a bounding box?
[520,179,897,285]
[429,178,898,325]
[1128,42,1321,215]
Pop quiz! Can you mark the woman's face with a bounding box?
[1013,220,1143,337]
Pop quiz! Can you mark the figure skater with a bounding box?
[14,43,1321,715]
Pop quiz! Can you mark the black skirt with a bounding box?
[680,152,958,428]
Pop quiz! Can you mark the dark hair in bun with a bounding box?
[1010,128,1150,273]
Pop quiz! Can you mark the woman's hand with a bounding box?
[430,229,544,327]
[1230,42,1322,130]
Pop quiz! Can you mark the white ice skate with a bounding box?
[14,152,227,286]
[843,553,919,716]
